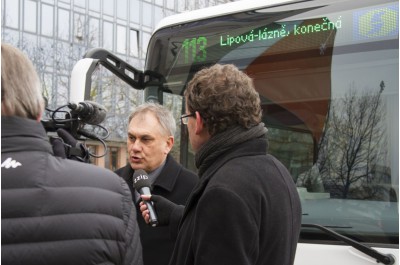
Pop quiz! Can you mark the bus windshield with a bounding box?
[144,0,399,245]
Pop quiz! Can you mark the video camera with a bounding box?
[41,100,109,161]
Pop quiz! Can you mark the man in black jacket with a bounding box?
[1,43,143,265]
[115,102,198,265]
[140,64,302,265]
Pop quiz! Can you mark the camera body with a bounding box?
[41,101,109,161]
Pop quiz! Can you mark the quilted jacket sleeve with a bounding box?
[120,178,144,265]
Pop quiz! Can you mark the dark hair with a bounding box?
[185,64,261,135]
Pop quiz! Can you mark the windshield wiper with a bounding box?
[302,223,395,265]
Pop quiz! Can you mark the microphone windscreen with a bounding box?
[85,101,107,125]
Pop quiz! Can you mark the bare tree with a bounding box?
[318,81,388,199]
[90,66,142,140]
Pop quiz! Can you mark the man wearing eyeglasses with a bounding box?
[115,102,198,265]
[140,64,302,265]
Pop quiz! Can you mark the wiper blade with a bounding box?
[302,223,395,265]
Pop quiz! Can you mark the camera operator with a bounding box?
[1,43,143,265]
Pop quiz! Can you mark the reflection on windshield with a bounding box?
[146,0,399,244]
[310,82,390,200]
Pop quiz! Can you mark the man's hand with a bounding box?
[140,195,180,226]
[51,128,90,163]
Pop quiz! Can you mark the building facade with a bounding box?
[1,0,233,169]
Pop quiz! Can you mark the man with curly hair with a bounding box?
[140,64,302,265]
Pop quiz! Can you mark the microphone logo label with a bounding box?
[133,173,148,184]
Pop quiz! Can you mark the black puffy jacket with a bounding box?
[1,116,143,265]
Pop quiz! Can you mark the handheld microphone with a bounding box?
[68,101,107,125]
[132,169,159,227]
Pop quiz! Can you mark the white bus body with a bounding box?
[75,0,399,263]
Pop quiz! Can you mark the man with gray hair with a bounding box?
[115,102,198,265]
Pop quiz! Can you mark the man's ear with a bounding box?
[166,136,174,152]
[36,112,42,122]
[195,111,204,135]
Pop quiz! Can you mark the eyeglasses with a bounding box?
[180,113,195,125]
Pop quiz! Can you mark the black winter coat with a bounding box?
[168,137,302,265]
[115,155,198,265]
[1,116,143,265]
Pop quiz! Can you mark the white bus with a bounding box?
[71,0,399,264]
